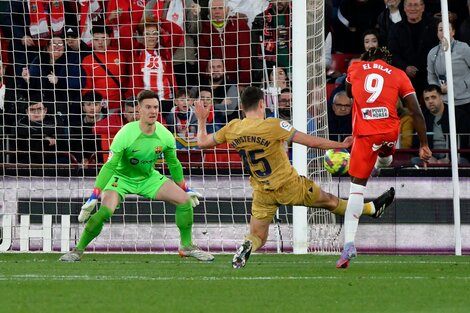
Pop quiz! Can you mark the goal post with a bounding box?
[292,0,341,254]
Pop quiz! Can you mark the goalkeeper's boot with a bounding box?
[371,187,395,218]
[232,240,252,269]
[178,244,214,262]
[59,248,83,262]
[336,242,357,269]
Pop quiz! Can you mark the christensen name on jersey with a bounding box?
[231,136,271,148]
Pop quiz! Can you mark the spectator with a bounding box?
[145,0,201,89]
[165,88,197,135]
[196,58,239,123]
[377,0,405,45]
[328,91,352,141]
[252,1,291,83]
[198,0,252,86]
[388,0,438,98]
[13,93,65,164]
[65,26,92,60]
[69,91,104,164]
[459,0,470,46]
[93,96,141,161]
[9,1,40,97]
[129,19,183,111]
[412,85,470,164]
[267,88,315,133]
[105,0,148,51]
[82,26,128,112]
[333,0,384,53]
[427,20,470,115]
[194,87,224,133]
[22,35,84,117]
[362,29,380,52]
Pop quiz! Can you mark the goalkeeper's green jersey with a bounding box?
[94,121,184,188]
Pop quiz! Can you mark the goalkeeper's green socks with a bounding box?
[175,200,194,247]
[330,199,374,216]
[76,205,113,251]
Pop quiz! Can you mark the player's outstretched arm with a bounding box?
[194,100,218,148]
[291,131,353,150]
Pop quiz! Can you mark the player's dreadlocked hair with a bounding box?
[360,47,393,64]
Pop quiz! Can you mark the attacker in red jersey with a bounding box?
[336,47,432,269]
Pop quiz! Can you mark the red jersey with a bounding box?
[346,60,415,136]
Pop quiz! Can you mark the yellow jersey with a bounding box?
[214,117,297,191]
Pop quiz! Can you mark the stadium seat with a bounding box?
[330,53,360,74]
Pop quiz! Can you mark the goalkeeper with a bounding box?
[60,90,213,262]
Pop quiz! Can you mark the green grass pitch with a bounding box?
[0,253,469,313]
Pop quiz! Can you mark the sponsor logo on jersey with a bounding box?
[280,120,293,131]
[361,107,389,120]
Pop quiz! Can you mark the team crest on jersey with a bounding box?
[361,107,389,120]
[280,120,293,131]
[155,146,162,154]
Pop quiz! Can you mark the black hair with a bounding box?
[423,84,442,95]
[362,29,381,47]
[360,46,393,64]
[241,86,264,112]
[82,91,103,103]
[195,86,212,99]
[91,25,112,36]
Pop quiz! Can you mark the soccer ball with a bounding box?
[323,149,350,175]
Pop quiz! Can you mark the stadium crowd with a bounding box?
[0,0,469,166]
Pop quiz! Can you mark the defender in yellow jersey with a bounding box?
[195,86,395,268]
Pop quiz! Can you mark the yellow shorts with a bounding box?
[251,175,321,221]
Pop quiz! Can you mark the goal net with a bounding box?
[0,0,337,254]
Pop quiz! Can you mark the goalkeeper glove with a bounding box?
[178,181,202,208]
[78,187,101,222]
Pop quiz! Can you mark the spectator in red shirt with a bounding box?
[198,0,252,86]
[82,26,129,112]
[105,0,149,51]
[128,18,183,107]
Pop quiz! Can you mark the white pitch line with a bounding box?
[0,274,469,282]
[1,258,469,265]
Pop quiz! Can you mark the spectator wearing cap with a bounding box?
[69,91,104,163]
[65,26,91,60]
[82,25,129,112]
